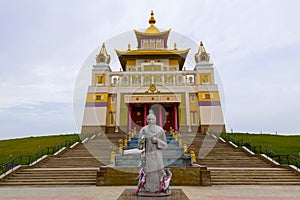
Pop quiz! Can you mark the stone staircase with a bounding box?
[1,132,300,186]
[186,133,300,185]
[0,133,122,186]
[210,168,300,185]
[1,168,98,186]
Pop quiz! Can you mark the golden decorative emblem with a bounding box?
[150,84,156,92]
[146,84,160,93]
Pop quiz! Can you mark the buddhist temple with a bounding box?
[81,11,226,134]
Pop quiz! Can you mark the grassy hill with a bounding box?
[221,133,300,157]
[0,134,80,165]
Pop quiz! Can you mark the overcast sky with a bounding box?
[0,0,300,139]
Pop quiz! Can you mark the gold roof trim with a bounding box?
[134,28,171,36]
[115,48,190,55]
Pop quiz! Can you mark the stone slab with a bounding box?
[118,189,189,200]
[97,166,208,186]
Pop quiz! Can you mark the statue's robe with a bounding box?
[139,125,167,192]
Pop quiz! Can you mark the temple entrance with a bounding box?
[163,106,174,131]
[128,103,178,132]
[131,106,144,129]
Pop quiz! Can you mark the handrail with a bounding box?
[219,133,300,169]
[0,137,81,175]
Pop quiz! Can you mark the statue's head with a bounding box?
[147,110,156,125]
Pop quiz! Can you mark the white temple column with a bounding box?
[130,75,132,86]
[115,91,121,132]
[196,73,200,85]
[185,92,192,132]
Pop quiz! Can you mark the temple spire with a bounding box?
[195,41,210,63]
[96,43,111,64]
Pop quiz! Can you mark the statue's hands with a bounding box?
[151,136,158,144]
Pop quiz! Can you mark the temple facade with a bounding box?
[81,11,226,134]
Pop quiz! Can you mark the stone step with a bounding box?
[77,146,113,150]
[208,167,286,170]
[5,178,96,182]
[1,167,98,186]
[15,172,96,176]
[202,155,256,158]
[202,165,272,168]
[12,174,96,178]
[201,159,267,162]
[204,160,266,163]
[59,154,109,157]
[210,172,296,176]
[205,153,249,155]
[212,182,300,185]
[0,181,96,186]
[38,161,103,166]
[202,163,271,166]
[16,168,97,172]
[38,164,103,166]
[202,165,273,168]
[211,176,300,180]
[40,160,104,164]
[15,170,96,174]
[205,150,248,153]
[200,160,269,164]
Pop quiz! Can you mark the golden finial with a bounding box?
[128,43,131,51]
[174,43,177,50]
[148,10,156,26]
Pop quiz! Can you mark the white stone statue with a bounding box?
[138,110,169,194]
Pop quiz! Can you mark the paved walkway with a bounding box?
[0,185,299,200]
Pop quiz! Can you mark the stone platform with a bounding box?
[118,189,189,200]
[97,165,211,186]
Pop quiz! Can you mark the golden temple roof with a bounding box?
[115,48,190,71]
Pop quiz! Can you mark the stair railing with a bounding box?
[0,137,81,175]
[219,133,300,170]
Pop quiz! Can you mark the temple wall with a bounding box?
[82,107,107,126]
[199,106,224,125]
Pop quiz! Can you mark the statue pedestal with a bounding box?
[118,189,189,200]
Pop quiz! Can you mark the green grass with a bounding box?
[221,133,300,157]
[0,134,80,165]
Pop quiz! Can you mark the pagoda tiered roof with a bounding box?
[115,49,190,71]
[115,11,190,71]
